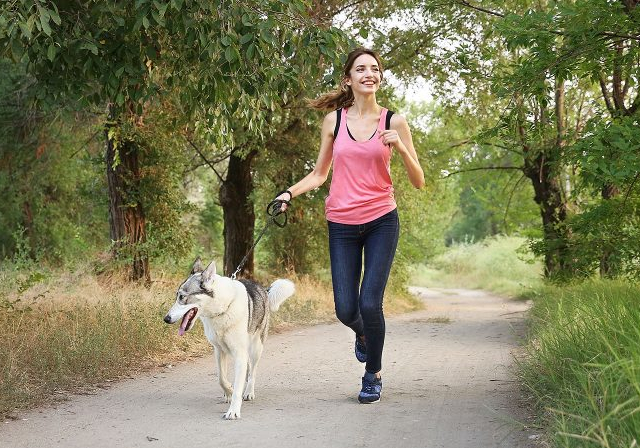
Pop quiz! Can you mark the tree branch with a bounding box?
[502,174,527,233]
[598,73,616,115]
[455,0,504,18]
[441,166,522,178]
[622,171,640,209]
[185,136,226,182]
[455,0,640,41]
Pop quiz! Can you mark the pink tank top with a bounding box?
[325,107,397,224]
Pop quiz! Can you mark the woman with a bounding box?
[276,47,424,403]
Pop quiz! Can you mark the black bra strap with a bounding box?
[334,108,342,137]
[385,110,394,130]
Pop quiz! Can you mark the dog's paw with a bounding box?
[223,408,241,420]
[243,391,255,401]
[222,387,233,403]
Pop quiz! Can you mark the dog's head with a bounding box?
[163,257,218,336]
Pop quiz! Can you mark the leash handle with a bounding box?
[267,199,288,228]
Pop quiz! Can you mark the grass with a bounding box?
[0,265,420,419]
[410,235,543,297]
[519,280,640,448]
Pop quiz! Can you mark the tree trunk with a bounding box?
[524,152,569,278]
[105,107,150,284]
[517,86,570,279]
[219,150,257,278]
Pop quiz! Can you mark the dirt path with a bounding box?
[1,288,539,448]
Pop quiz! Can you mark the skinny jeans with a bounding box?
[327,208,400,374]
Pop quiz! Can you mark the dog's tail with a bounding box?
[267,279,295,312]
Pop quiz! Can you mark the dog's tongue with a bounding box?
[178,311,190,336]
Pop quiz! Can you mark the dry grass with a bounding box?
[0,267,421,418]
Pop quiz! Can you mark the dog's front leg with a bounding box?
[215,348,233,402]
[223,354,248,420]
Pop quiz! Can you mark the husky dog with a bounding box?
[163,258,295,419]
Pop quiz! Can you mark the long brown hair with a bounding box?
[307,47,384,111]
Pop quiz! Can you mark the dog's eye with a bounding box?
[178,293,186,303]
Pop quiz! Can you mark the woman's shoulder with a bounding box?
[322,109,339,127]
[323,109,340,121]
[388,111,408,129]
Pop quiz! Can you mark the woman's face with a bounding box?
[345,53,382,95]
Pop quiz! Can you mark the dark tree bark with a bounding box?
[105,106,150,284]
[517,83,570,278]
[523,153,569,278]
[219,150,257,278]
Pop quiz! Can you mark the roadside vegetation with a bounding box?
[521,280,640,448]
[410,236,542,298]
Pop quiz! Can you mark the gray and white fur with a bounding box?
[163,258,295,420]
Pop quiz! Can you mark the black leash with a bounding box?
[230,195,290,280]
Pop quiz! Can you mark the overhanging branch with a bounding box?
[441,166,522,178]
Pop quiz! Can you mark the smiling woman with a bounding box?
[273,47,425,405]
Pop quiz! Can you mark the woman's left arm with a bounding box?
[379,114,425,189]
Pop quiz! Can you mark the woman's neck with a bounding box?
[350,94,380,118]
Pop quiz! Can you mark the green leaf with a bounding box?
[18,21,32,40]
[240,33,253,45]
[224,46,237,63]
[11,38,24,61]
[49,7,61,25]
[151,10,164,25]
[157,2,168,17]
[47,43,56,61]
[247,43,255,59]
[80,42,99,55]
[143,16,150,29]
[38,7,52,36]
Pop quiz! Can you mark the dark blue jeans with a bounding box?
[327,208,400,374]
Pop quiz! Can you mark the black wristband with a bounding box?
[276,189,293,201]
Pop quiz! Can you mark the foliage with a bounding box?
[0,60,108,264]
[0,0,348,276]
[572,115,640,192]
[0,0,344,122]
[521,280,640,448]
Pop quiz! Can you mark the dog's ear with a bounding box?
[201,261,217,290]
[191,257,204,274]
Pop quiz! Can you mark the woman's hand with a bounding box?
[274,190,292,212]
[382,115,425,189]
[378,129,407,154]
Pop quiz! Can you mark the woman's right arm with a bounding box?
[276,112,336,209]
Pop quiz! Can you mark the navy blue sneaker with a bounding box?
[358,373,382,404]
[355,335,367,363]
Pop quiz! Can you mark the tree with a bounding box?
[1,0,343,281]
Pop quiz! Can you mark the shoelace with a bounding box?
[362,378,380,393]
